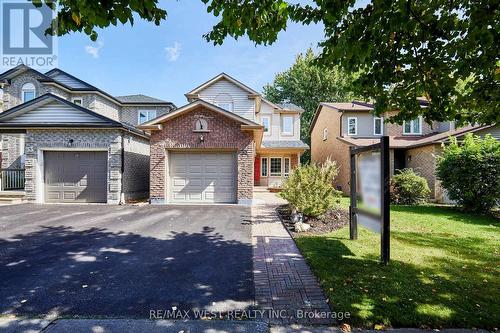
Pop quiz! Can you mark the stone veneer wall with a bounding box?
[149,105,254,204]
[1,134,23,169]
[123,133,150,201]
[24,129,123,203]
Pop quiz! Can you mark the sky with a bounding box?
[54,1,327,107]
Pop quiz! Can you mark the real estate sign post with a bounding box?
[349,136,390,265]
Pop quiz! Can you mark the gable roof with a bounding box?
[186,73,260,97]
[45,68,97,90]
[0,64,54,83]
[138,99,261,128]
[0,93,123,128]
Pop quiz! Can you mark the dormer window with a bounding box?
[21,83,36,103]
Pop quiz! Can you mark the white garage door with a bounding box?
[169,152,237,203]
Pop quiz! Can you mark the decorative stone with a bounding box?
[295,222,311,232]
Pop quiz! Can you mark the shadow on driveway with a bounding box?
[0,204,254,318]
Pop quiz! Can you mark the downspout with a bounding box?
[339,111,344,137]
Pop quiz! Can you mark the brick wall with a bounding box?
[311,106,351,194]
[405,144,438,198]
[149,105,255,204]
[24,129,123,203]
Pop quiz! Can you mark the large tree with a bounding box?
[263,48,357,162]
[40,0,498,124]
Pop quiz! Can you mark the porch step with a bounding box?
[0,191,27,205]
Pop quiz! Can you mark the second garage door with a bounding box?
[44,151,108,203]
[169,152,237,203]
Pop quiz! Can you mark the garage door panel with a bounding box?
[169,152,236,203]
[44,151,107,203]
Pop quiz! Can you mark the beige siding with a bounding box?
[197,78,255,121]
[257,102,301,141]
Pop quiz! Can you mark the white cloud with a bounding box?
[85,41,103,59]
[165,42,181,62]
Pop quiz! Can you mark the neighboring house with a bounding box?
[139,73,309,204]
[310,101,498,202]
[0,65,175,204]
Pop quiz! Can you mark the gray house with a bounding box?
[0,65,175,204]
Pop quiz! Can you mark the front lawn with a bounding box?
[294,204,500,328]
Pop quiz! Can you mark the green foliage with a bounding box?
[437,133,500,213]
[390,169,430,205]
[201,0,499,125]
[263,48,358,162]
[34,0,167,41]
[280,159,341,217]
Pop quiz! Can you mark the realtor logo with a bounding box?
[1,1,58,69]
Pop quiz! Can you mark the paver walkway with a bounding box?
[251,189,333,325]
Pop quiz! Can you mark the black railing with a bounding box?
[1,169,25,190]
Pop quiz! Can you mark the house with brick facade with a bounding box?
[0,65,175,204]
[139,73,309,205]
[310,101,499,202]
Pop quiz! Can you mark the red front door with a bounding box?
[254,156,260,184]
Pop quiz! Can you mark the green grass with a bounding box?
[295,204,500,328]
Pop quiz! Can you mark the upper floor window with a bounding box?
[403,117,422,135]
[72,98,83,106]
[281,116,294,135]
[21,83,36,103]
[138,110,157,124]
[261,116,271,135]
[374,117,383,135]
[347,117,357,136]
[215,102,233,111]
[323,128,329,141]
[195,118,209,131]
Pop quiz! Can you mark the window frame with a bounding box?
[322,128,329,141]
[284,157,291,177]
[137,110,157,124]
[21,83,36,103]
[347,117,358,136]
[269,157,283,177]
[281,116,294,136]
[261,116,271,135]
[373,116,383,135]
[261,157,268,177]
[214,102,233,111]
[403,117,423,135]
[72,98,83,106]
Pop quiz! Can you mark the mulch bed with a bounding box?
[276,204,349,236]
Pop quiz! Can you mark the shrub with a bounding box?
[390,168,431,205]
[279,159,341,217]
[437,133,500,213]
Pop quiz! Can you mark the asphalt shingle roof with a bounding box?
[115,94,171,104]
[261,140,309,149]
[277,103,304,112]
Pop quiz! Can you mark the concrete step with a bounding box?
[0,191,26,204]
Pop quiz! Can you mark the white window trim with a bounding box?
[373,117,383,135]
[347,117,357,136]
[403,116,423,135]
[323,128,329,141]
[21,83,36,103]
[281,116,294,136]
[261,157,268,177]
[269,157,283,177]
[138,110,157,124]
[284,157,291,177]
[261,116,271,135]
[72,97,83,105]
[214,101,233,111]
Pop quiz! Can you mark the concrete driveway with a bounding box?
[0,204,254,318]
